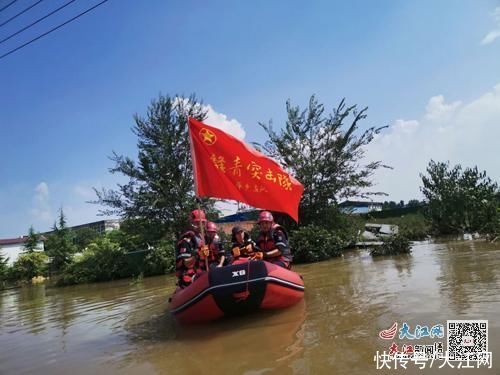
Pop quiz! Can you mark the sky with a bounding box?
[1,0,500,237]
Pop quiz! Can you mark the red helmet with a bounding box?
[190,209,207,223]
[206,221,217,232]
[258,211,273,223]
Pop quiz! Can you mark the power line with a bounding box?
[0,0,19,13]
[0,0,78,45]
[0,0,44,28]
[0,0,109,60]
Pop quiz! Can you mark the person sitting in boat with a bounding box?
[256,211,292,269]
[175,209,207,287]
[230,226,262,263]
[198,221,226,271]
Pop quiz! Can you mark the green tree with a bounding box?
[290,224,344,262]
[371,234,411,256]
[73,227,100,251]
[420,160,499,234]
[382,201,397,210]
[23,225,41,253]
[92,94,218,241]
[406,199,421,208]
[10,252,48,281]
[257,96,388,225]
[44,209,77,271]
[0,252,9,281]
[58,235,128,285]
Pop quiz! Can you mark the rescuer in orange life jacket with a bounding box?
[198,221,226,271]
[230,226,262,263]
[175,209,208,287]
[256,211,293,269]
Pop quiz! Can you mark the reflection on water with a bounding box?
[437,240,499,316]
[1,240,499,374]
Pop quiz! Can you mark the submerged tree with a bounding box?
[92,94,217,239]
[420,160,499,234]
[257,96,389,225]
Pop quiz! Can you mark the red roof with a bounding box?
[0,236,46,246]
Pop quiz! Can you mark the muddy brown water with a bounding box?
[1,240,499,374]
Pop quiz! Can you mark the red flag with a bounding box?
[188,118,304,222]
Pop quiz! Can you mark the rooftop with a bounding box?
[0,235,46,246]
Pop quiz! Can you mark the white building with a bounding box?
[339,200,383,214]
[0,237,45,266]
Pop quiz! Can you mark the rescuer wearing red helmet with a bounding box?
[175,209,208,287]
[198,221,226,271]
[256,210,292,269]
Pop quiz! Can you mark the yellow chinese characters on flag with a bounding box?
[188,118,304,222]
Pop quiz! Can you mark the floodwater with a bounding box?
[1,240,499,374]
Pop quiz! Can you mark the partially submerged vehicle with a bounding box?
[356,223,399,246]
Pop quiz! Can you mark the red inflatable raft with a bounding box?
[169,260,305,324]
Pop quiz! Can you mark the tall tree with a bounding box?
[92,94,217,238]
[23,225,40,253]
[420,160,499,234]
[257,96,388,225]
[44,209,77,271]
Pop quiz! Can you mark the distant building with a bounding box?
[43,219,121,236]
[0,220,120,266]
[0,236,45,266]
[68,219,121,234]
[339,200,383,214]
[215,210,258,235]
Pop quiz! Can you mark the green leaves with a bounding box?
[257,96,388,225]
[44,209,77,271]
[371,235,411,257]
[10,252,48,281]
[420,160,499,234]
[23,225,41,253]
[290,225,344,262]
[0,252,9,282]
[92,94,217,241]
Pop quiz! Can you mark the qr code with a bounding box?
[447,320,488,360]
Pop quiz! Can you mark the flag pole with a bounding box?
[188,116,209,273]
[197,199,209,272]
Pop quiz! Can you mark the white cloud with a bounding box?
[35,182,48,200]
[366,84,500,201]
[392,119,419,133]
[30,182,52,224]
[173,97,247,139]
[203,104,246,140]
[481,30,500,45]
[424,95,462,123]
[481,7,500,45]
[202,104,255,215]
